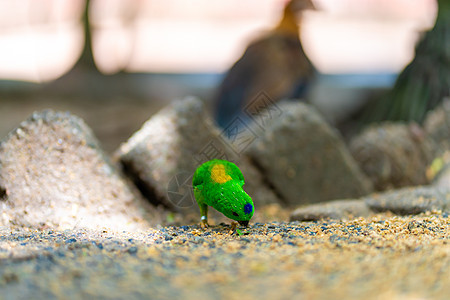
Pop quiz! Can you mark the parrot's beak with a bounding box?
[238,220,249,227]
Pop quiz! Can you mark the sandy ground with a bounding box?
[1,212,448,300]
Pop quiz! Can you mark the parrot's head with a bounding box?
[214,180,254,226]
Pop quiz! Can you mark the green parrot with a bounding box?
[192,159,254,228]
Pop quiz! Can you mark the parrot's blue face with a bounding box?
[213,180,254,225]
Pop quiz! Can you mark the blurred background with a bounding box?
[0,0,438,152]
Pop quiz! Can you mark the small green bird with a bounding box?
[192,159,254,229]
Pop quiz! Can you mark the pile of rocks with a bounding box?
[294,100,450,221]
[115,97,279,212]
[1,98,449,229]
[350,101,450,191]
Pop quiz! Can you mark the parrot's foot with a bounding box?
[200,219,209,230]
[229,221,238,235]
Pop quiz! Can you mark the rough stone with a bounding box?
[349,122,436,191]
[290,199,372,221]
[365,186,450,215]
[434,163,450,189]
[290,184,450,222]
[424,99,450,155]
[427,150,450,189]
[0,110,158,231]
[116,97,279,214]
[245,101,372,206]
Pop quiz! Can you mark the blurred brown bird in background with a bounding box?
[214,0,316,128]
